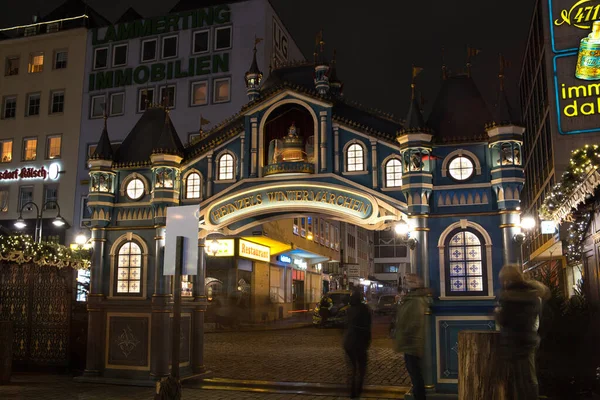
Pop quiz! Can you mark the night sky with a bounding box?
[1,0,536,120]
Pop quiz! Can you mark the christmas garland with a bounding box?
[0,235,90,270]
[540,145,600,264]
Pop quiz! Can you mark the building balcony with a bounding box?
[262,162,315,177]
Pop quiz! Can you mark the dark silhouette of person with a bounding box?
[319,295,332,327]
[495,265,549,400]
[343,289,372,398]
[393,273,429,400]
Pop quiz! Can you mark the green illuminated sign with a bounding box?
[88,53,229,91]
[92,5,231,45]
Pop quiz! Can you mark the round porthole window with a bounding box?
[448,156,474,181]
[126,178,145,200]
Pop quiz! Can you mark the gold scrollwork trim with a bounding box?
[499,223,519,228]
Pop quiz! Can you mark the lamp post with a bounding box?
[14,201,67,243]
[513,215,536,269]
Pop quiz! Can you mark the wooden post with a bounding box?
[458,330,508,400]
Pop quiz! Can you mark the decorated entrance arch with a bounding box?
[80,43,525,394]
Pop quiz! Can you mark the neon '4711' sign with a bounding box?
[555,0,600,29]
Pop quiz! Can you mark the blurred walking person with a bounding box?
[343,289,372,399]
[495,264,549,400]
[393,273,429,400]
[319,295,333,327]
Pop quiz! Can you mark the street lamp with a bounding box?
[206,239,222,256]
[395,217,410,237]
[514,215,536,268]
[14,201,68,243]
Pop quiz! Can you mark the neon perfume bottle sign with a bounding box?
[0,163,61,182]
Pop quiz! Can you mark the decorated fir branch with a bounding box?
[0,234,90,270]
[539,144,600,264]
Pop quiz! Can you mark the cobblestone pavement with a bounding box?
[204,315,410,387]
[0,375,400,399]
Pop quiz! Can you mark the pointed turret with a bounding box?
[490,55,517,127]
[313,30,330,95]
[329,50,343,97]
[399,67,431,135]
[245,37,263,101]
[90,115,113,161]
[153,111,183,156]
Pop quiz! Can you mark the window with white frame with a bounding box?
[446,229,486,296]
[46,135,61,159]
[54,50,67,69]
[1,140,12,162]
[126,178,145,200]
[141,38,157,62]
[28,52,44,73]
[91,94,106,118]
[186,173,201,199]
[218,153,234,180]
[27,93,41,116]
[159,85,175,108]
[112,44,128,67]
[93,47,108,69]
[346,143,364,172]
[116,241,142,294]
[50,90,64,114]
[214,26,232,50]
[110,92,125,116]
[43,185,58,209]
[193,30,210,54]
[385,158,402,187]
[448,156,474,181]
[162,35,178,59]
[138,88,154,112]
[22,138,37,161]
[191,81,208,106]
[213,77,230,103]
[3,96,16,119]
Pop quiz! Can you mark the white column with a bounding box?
[320,111,327,172]
[251,118,258,177]
[240,133,245,179]
[371,139,378,188]
[333,124,340,173]
[207,151,214,197]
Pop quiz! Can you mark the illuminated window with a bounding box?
[214,26,232,50]
[110,92,125,116]
[213,77,230,103]
[1,140,13,162]
[54,51,67,69]
[448,156,474,181]
[191,81,208,106]
[91,94,106,118]
[182,275,193,297]
[126,178,145,200]
[385,158,402,187]
[446,230,486,295]
[159,85,175,108]
[112,44,128,67]
[46,135,61,159]
[5,56,19,76]
[27,93,41,116]
[93,47,108,69]
[162,35,178,59]
[50,90,64,114]
[141,39,157,62]
[28,52,44,73]
[3,96,16,119]
[347,143,364,172]
[22,138,37,161]
[186,173,201,199]
[138,88,154,112]
[155,168,174,189]
[217,153,234,180]
[116,242,142,294]
[193,30,210,54]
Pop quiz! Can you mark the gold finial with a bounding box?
[411,65,424,99]
[498,54,511,91]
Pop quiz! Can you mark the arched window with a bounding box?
[448,156,474,181]
[186,172,201,199]
[116,241,142,294]
[385,158,402,187]
[347,143,364,172]
[445,229,487,296]
[218,153,234,180]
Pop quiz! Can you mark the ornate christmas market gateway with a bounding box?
[79,39,525,394]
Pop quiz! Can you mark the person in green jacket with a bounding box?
[394,273,430,400]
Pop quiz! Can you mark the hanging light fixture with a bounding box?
[395,217,409,236]
[207,239,221,256]
[14,217,26,229]
[52,214,66,227]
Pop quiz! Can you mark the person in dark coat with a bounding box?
[495,264,549,400]
[343,289,372,398]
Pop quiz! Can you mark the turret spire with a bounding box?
[400,66,429,134]
[91,112,113,160]
[466,46,481,78]
[313,30,330,95]
[441,46,447,80]
[245,36,263,101]
[489,54,516,127]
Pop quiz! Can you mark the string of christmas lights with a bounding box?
[0,234,90,270]
[540,144,599,264]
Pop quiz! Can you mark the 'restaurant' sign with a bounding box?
[0,163,61,182]
[239,239,270,262]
